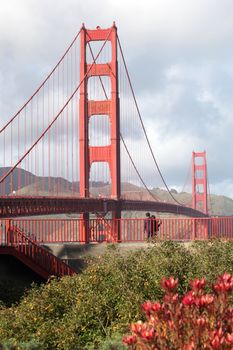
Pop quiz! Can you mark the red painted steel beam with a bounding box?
[79,24,120,200]
[0,197,206,218]
[192,151,208,214]
[0,246,49,279]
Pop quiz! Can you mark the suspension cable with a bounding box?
[0,29,82,134]
[0,27,113,185]
[120,135,159,201]
[207,165,212,215]
[117,36,182,205]
[181,157,191,194]
[87,42,159,201]
[178,156,193,206]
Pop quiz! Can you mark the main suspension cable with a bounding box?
[87,42,159,201]
[0,29,82,134]
[0,27,113,185]
[117,36,182,206]
[207,165,212,215]
[178,157,193,206]
[120,135,159,201]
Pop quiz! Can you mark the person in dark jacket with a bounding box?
[144,212,151,238]
[151,215,162,237]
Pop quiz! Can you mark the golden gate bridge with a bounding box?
[0,23,231,278]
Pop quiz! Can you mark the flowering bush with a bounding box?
[0,241,233,349]
[123,273,233,349]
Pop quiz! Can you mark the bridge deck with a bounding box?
[0,197,206,218]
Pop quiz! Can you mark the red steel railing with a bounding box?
[0,217,232,244]
[119,217,232,241]
[1,223,76,277]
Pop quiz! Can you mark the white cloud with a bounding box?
[211,179,233,199]
[1,0,233,200]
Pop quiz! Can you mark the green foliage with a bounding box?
[98,333,127,349]
[191,240,233,279]
[0,240,232,349]
[0,339,43,350]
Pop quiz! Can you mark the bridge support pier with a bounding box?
[192,218,209,240]
[3,219,11,246]
[80,213,90,243]
[112,209,121,242]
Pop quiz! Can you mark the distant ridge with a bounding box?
[0,167,232,216]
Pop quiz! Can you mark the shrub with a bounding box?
[0,240,232,349]
[123,273,233,349]
[0,339,43,349]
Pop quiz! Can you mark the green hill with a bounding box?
[1,168,233,216]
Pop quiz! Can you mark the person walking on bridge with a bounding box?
[151,215,162,238]
[144,212,152,239]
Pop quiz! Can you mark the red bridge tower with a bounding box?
[192,151,208,215]
[79,23,121,241]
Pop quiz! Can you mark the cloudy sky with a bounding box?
[1,0,233,198]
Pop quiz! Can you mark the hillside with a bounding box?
[0,168,233,216]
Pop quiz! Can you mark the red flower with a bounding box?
[182,342,195,350]
[210,327,223,341]
[197,294,214,307]
[142,301,161,315]
[163,292,179,304]
[222,272,232,282]
[141,327,155,341]
[225,333,233,344]
[211,336,220,348]
[196,317,206,327]
[161,276,178,292]
[182,291,195,306]
[213,272,233,293]
[190,278,206,291]
[142,301,153,314]
[213,282,224,293]
[131,320,143,333]
[123,274,233,349]
[151,302,161,312]
[131,321,149,335]
[122,334,137,345]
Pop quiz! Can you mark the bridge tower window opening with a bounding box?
[194,156,204,166]
[88,76,111,101]
[89,115,110,147]
[86,40,112,64]
[89,161,111,198]
[195,169,204,179]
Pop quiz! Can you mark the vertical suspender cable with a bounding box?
[0,27,114,187]
[0,30,82,134]
[117,36,182,206]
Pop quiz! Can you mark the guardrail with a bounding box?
[0,223,76,277]
[0,217,232,244]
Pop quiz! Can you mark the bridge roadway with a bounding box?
[0,196,206,218]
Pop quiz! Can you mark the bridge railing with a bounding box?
[120,217,233,241]
[0,221,76,276]
[0,217,232,244]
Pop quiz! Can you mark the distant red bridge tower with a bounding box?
[79,23,121,239]
[192,151,208,215]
